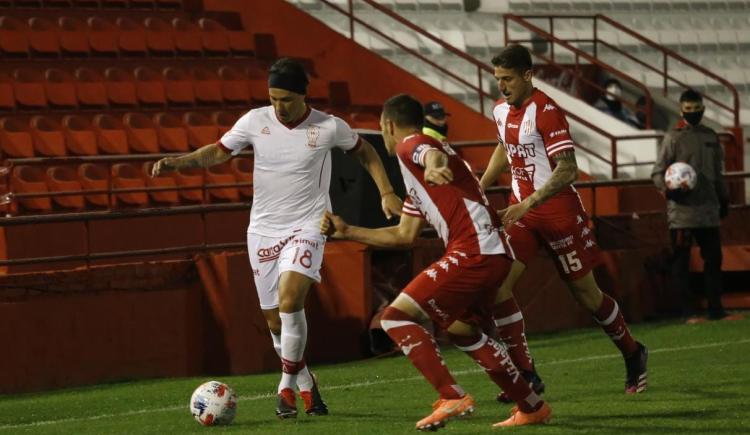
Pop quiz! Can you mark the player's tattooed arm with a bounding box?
[500,149,577,226]
[479,142,509,191]
[526,150,578,208]
[151,143,232,176]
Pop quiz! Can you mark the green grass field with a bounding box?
[2,318,748,434]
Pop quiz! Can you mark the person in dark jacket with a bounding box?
[651,89,741,323]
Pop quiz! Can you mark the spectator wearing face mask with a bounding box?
[422,101,450,141]
[595,78,642,129]
[651,89,740,324]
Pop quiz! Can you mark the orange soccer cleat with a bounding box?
[492,402,551,427]
[415,394,475,431]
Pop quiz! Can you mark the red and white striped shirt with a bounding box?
[493,89,581,211]
[396,133,505,256]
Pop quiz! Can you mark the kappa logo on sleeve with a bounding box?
[543,104,557,112]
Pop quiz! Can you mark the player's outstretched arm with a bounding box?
[479,142,508,190]
[500,150,578,226]
[424,149,453,185]
[320,210,424,249]
[350,139,402,219]
[151,143,232,177]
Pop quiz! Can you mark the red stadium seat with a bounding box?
[74,67,108,108]
[63,115,98,155]
[143,16,175,55]
[104,67,137,107]
[195,18,229,56]
[307,78,329,104]
[45,68,78,108]
[93,114,129,154]
[115,16,147,55]
[28,17,60,57]
[206,162,239,202]
[227,31,254,56]
[191,67,223,105]
[134,66,166,106]
[123,112,159,153]
[87,16,119,57]
[154,112,189,152]
[142,161,179,204]
[0,117,34,158]
[12,68,47,109]
[46,165,85,210]
[11,165,52,212]
[248,79,268,103]
[172,167,204,202]
[31,115,67,156]
[183,112,219,149]
[0,72,15,111]
[58,16,89,57]
[171,17,201,55]
[100,0,128,7]
[218,65,251,105]
[230,157,252,198]
[78,163,110,207]
[162,66,195,106]
[111,163,148,207]
[212,111,238,136]
[0,16,30,57]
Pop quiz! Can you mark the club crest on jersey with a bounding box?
[522,119,534,136]
[306,125,320,148]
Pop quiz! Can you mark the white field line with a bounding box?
[2,337,748,430]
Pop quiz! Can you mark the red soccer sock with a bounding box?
[381,306,464,400]
[492,298,534,372]
[451,333,542,413]
[593,294,638,356]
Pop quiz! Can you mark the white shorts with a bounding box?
[247,230,326,310]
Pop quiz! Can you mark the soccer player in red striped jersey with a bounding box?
[321,94,551,430]
[479,45,648,398]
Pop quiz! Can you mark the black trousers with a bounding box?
[670,227,725,318]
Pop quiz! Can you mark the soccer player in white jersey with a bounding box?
[478,45,648,400]
[152,58,402,418]
[321,94,552,430]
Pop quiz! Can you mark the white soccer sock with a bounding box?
[271,330,314,391]
[279,310,308,393]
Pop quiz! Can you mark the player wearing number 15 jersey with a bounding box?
[479,45,648,398]
[152,58,402,419]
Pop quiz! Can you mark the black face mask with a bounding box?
[425,119,448,136]
[682,110,704,126]
[604,98,622,113]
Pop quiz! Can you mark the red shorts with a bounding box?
[402,251,512,329]
[504,202,602,281]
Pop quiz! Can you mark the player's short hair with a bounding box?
[491,44,533,72]
[382,94,424,129]
[679,89,703,104]
[268,57,309,93]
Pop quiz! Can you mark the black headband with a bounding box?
[268,71,308,95]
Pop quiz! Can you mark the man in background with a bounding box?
[422,101,450,141]
[651,89,742,324]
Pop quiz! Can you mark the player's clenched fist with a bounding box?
[320,211,348,238]
[151,157,179,177]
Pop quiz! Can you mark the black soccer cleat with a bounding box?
[300,373,329,416]
[497,369,546,403]
[276,388,298,419]
[624,342,648,394]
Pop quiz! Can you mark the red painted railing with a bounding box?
[503,14,654,129]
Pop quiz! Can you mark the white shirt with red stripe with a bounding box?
[219,105,361,236]
[396,133,505,256]
[493,88,580,209]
